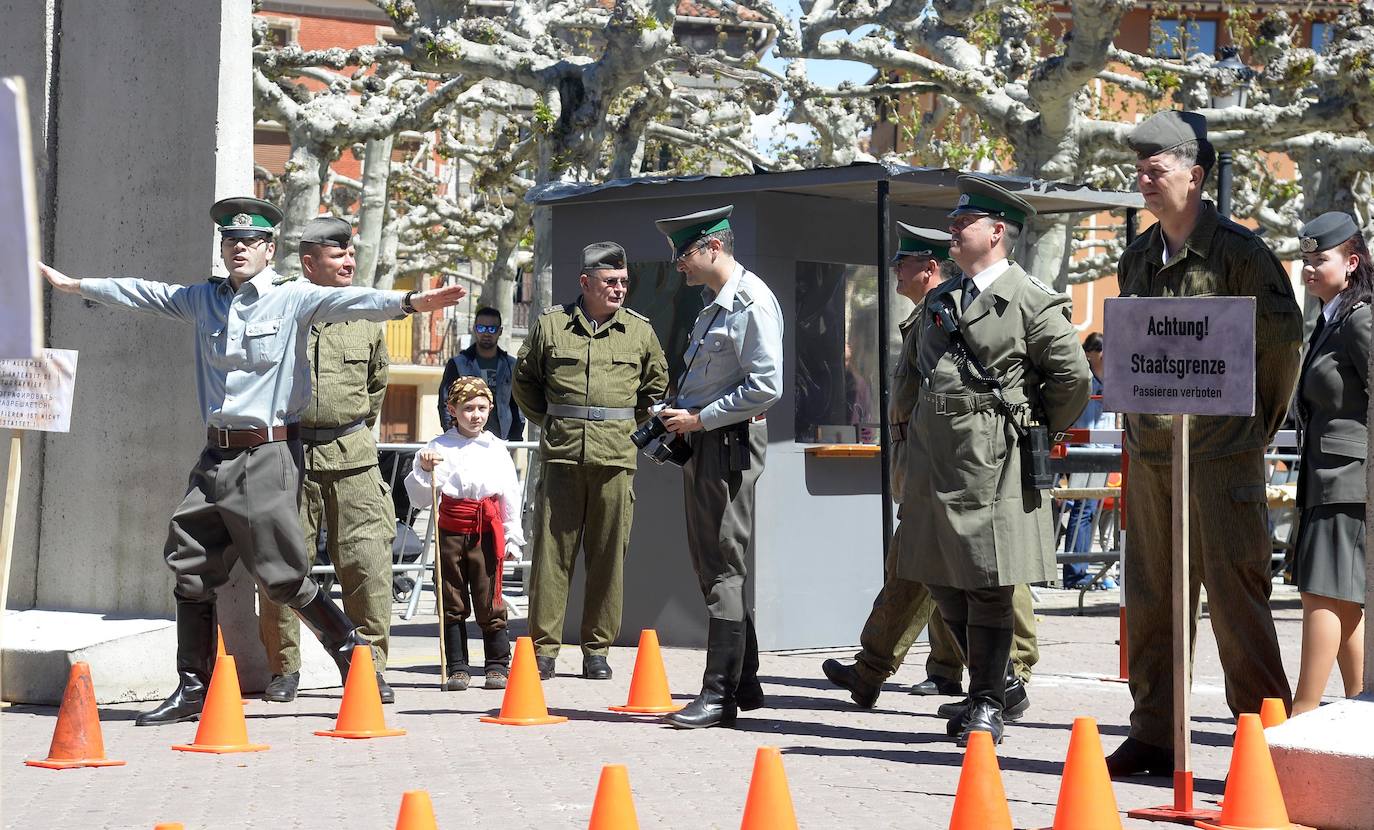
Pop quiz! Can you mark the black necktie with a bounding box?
[1308,313,1326,347]
[961,277,979,312]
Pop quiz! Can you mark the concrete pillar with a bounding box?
[0,0,311,702]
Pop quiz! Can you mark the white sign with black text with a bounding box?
[1102,296,1255,417]
[0,349,78,433]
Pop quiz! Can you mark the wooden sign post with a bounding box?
[1103,296,1255,824]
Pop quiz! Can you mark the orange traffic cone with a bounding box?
[172,654,268,753]
[948,731,1012,830]
[1038,717,1122,830]
[1197,713,1301,830]
[316,645,405,739]
[588,764,639,829]
[480,636,568,726]
[216,625,228,660]
[739,747,798,830]
[25,662,125,769]
[609,630,683,714]
[1259,698,1288,729]
[154,824,184,830]
[394,790,438,830]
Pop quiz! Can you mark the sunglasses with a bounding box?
[474,324,500,334]
[674,243,707,264]
[594,276,632,288]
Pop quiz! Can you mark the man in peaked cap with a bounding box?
[822,223,1042,713]
[256,215,399,704]
[1107,111,1302,777]
[893,174,1090,746]
[650,205,785,729]
[514,241,668,683]
[39,197,467,725]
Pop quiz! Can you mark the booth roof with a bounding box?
[527,161,1144,216]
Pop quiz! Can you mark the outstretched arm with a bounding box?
[43,262,198,322]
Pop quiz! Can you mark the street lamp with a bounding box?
[1211,46,1251,218]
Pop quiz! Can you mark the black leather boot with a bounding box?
[937,663,1029,722]
[821,659,881,709]
[444,622,470,691]
[736,615,765,711]
[951,625,1012,746]
[293,588,368,683]
[136,599,216,726]
[666,618,745,729]
[483,629,511,689]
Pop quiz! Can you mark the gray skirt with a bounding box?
[1293,504,1367,605]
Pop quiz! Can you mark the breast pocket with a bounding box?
[702,326,733,369]
[243,319,284,368]
[545,347,588,398]
[604,352,642,396]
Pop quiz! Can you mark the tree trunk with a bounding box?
[1024,213,1074,291]
[375,209,402,291]
[355,135,394,289]
[275,141,328,279]
[481,201,531,351]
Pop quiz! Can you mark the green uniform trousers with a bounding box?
[528,462,634,659]
[854,553,1038,687]
[258,465,395,673]
[1124,452,1292,748]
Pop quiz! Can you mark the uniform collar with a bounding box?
[1153,200,1220,264]
[230,267,283,296]
[704,262,746,311]
[967,258,1010,294]
[571,299,626,334]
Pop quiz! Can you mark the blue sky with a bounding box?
[759,0,877,87]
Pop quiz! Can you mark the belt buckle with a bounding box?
[215,427,231,449]
[588,406,605,421]
[934,395,947,416]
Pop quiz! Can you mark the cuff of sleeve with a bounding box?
[697,404,724,431]
[76,279,108,302]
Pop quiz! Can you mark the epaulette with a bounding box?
[543,303,574,316]
[735,286,756,308]
[1216,215,1257,238]
[621,307,650,323]
[272,272,299,285]
[1026,273,1060,296]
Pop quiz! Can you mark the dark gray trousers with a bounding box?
[682,421,767,621]
[164,440,317,608]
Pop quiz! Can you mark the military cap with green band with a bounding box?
[1298,211,1361,254]
[582,241,627,271]
[893,222,951,262]
[654,205,733,257]
[947,174,1035,228]
[1128,110,1209,156]
[299,215,353,248]
[211,196,284,238]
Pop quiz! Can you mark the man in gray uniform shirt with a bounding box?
[39,197,467,726]
[655,205,784,729]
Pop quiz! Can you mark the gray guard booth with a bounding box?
[530,163,1142,650]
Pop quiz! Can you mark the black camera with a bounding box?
[631,414,693,466]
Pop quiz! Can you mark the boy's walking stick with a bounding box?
[430,477,448,687]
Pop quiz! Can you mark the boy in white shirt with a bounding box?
[406,377,524,690]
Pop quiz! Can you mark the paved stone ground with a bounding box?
[2,583,1338,830]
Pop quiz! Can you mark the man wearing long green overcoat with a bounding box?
[896,175,1090,746]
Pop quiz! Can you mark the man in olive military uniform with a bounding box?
[897,177,1090,745]
[256,216,398,704]
[39,197,467,726]
[1106,111,1301,777]
[514,242,669,681]
[822,224,1041,714]
[655,205,785,729]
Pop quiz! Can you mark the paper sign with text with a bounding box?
[1102,297,1255,417]
[0,349,78,432]
[0,77,42,359]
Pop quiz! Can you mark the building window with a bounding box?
[376,26,409,47]
[261,18,298,48]
[1311,22,1333,54]
[1152,19,1218,59]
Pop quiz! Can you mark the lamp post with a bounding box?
[1211,47,1250,219]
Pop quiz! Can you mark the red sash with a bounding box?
[437,494,505,610]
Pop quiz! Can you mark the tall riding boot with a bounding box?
[666,618,745,729]
[955,625,1013,746]
[942,619,974,735]
[736,615,765,711]
[293,588,368,683]
[483,628,511,689]
[136,599,216,726]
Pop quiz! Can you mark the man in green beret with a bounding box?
[652,205,785,729]
[822,224,1041,714]
[39,197,467,725]
[255,215,398,704]
[895,176,1090,745]
[514,241,669,681]
[1106,111,1301,777]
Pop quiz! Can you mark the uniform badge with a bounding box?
[956,195,971,208]
[232,213,253,227]
[1299,236,1318,253]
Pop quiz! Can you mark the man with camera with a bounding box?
[514,242,668,681]
[896,176,1089,746]
[654,205,784,729]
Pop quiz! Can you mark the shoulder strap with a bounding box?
[927,294,1027,438]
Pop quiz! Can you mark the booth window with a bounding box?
[795,261,902,445]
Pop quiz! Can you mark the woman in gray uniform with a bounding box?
[1292,211,1371,714]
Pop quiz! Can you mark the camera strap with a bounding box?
[928,296,1028,440]
[667,306,724,407]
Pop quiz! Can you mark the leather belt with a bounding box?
[299,419,367,444]
[749,412,767,423]
[207,423,300,449]
[545,404,636,421]
[920,389,1003,416]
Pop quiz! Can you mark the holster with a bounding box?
[722,422,752,472]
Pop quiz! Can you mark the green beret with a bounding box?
[1128,110,1209,157]
[582,241,627,271]
[299,216,353,248]
[948,175,1035,228]
[211,196,283,238]
[1299,212,1360,254]
[654,205,733,257]
[893,223,951,263]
